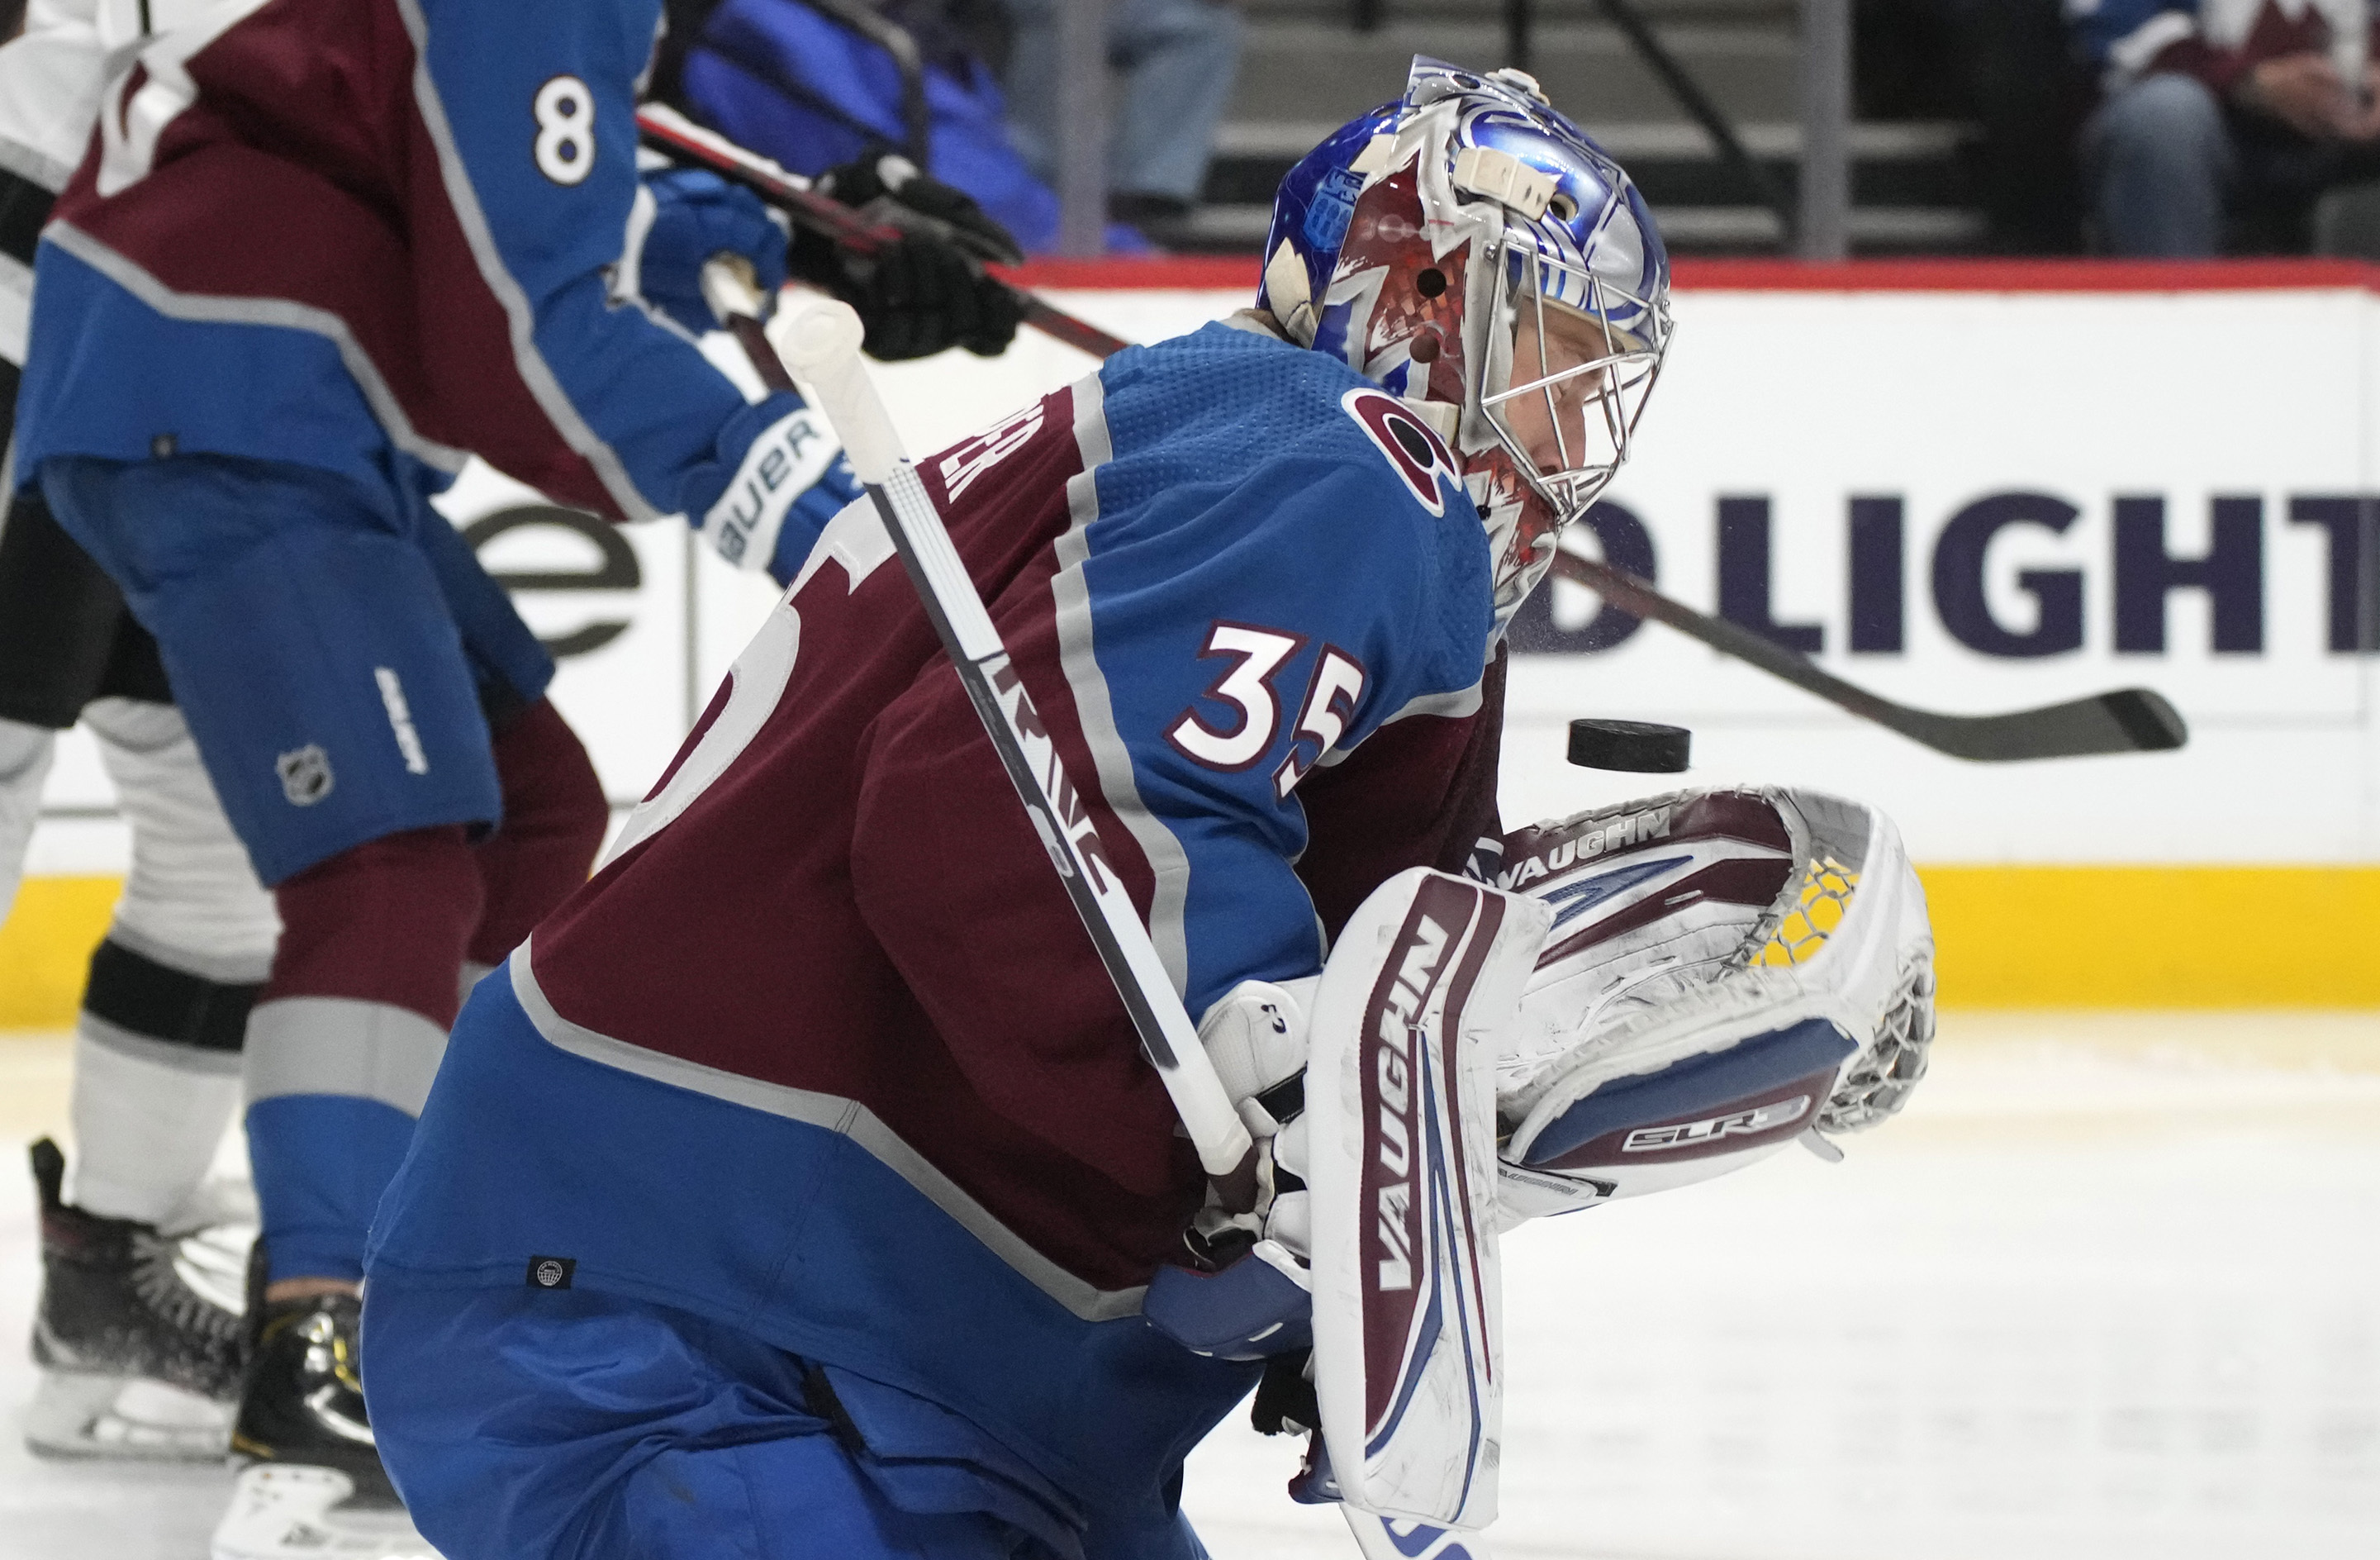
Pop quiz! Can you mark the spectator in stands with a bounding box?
[997,0,1242,240]
[2074,0,2380,254]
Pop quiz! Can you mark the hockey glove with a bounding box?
[679,392,866,586]
[817,153,1026,269]
[1142,977,1319,1360]
[629,168,791,335]
[1491,786,1936,1225]
[787,155,1026,361]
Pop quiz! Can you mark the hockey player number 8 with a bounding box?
[534,76,595,186]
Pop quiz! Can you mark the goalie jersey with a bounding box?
[367,321,1506,1546]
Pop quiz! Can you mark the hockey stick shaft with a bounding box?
[1548,551,2188,761]
[701,233,2178,763]
[747,295,1251,1177]
[640,104,1134,360]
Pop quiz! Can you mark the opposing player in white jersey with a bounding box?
[0,0,286,1462]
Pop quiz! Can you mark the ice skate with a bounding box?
[24,1137,244,1461]
[213,1282,439,1560]
[211,1466,440,1560]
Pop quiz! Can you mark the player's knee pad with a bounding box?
[84,697,280,968]
[245,829,482,1268]
[1153,869,1545,1532]
[1489,787,1935,1223]
[469,697,606,966]
[83,933,263,1054]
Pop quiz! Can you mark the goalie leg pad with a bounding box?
[1304,868,1548,1532]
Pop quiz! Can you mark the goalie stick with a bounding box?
[639,103,1133,361]
[712,272,1493,1559]
[1546,550,2188,761]
[743,288,1251,1179]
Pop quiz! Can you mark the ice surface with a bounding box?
[2,1015,2375,1560]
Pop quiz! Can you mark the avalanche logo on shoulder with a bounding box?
[1341,388,1459,517]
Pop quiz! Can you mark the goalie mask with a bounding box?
[1483,786,1936,1223]
[1257,56,1672,630]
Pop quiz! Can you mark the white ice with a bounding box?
[3,1014,2376,1560]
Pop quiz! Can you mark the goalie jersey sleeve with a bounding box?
[12,0,785,526]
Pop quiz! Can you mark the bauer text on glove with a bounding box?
[680,393,865,585]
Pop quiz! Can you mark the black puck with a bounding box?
[1566,718,1691,773]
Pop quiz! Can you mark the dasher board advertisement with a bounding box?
[26,266,2380,882]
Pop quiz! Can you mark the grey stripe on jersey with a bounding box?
[1311,679,1485,771]
[509,945,1152,1323]
[389,0,660,523]
[1046,373,1198,997]
[42,221,473,475]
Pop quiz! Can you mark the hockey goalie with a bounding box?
[355,57,1935,1560]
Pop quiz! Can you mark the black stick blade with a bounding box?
[1900,687,2191,762]
[2100,688,2189,752]
[1542,552,2190,764]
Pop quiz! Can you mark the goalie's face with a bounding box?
[1476,244,1667,528]
[1499,302,1616,474]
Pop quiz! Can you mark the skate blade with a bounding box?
[23,1371,231,1461]
[211,1465,442,1560]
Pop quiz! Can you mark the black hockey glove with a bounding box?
[819,154,1024,269]
[787,154,1027,362]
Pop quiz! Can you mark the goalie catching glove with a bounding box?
[1140,787,1931,1532]
[1487,784,1936,1224]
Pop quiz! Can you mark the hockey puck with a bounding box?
[1566,718,1691,773]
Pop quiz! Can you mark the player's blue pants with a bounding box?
[41,451,577,1283]
[38,453,529,886]
[361,1280,1165,1560]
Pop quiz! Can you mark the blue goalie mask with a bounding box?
[1257,57,1672,625]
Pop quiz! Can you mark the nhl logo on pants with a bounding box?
[275,744,335,806]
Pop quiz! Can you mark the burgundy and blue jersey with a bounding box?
[367,321,1510,1539]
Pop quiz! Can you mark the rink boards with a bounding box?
[9,259,2380,1015]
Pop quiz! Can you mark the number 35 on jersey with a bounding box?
[1167,622,1367,801]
